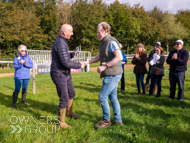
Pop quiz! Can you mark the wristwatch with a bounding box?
[105,64,109,69]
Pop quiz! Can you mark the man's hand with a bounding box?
[172,53,177,60]
[79,61,85,69]
[83,61,89,67]
[97,65,106,73]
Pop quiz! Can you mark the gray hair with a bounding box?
[98,22,111,33]
[18,44,27,52]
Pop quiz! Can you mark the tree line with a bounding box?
[0,0,190,59]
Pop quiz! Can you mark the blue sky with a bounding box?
[104,0,190,14]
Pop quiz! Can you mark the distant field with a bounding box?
[0,65,190,142]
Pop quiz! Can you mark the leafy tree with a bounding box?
[176,10,190,51]
[57,0,73,26]
[106,1,141,54]
[71,0,106,54]
[161,13,188,52]
[149,6,165,23]
[35,1,59,49]
[0,3,47,58]
[132,4,162,49]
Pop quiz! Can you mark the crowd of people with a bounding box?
[12,22,189,129]
[131,40,189,101]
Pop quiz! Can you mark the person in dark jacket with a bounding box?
[145,42,161,93]
[50,24,84,129]
[13,45,33,109]
[119,43,127,94]
[166,40,189,101]
[148,46,165,98]
[132,43,147,95]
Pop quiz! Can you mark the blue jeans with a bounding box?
[149,73,163,95]
[14,79,30,94]
[169,72,185,100]
[99,74,122,122]
[135,74,145,92]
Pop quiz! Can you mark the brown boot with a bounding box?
[58,108,72,129]
[94,119,111,128]
[154,84,157,94]
[145,84,149,91]
[66,99,80,119]
[113,121,124,126]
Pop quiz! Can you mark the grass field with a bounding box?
[0,65,190,143]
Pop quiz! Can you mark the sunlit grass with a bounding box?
[0,65,190,142]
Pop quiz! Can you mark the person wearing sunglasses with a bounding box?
[145,42,161,93]
[166,40,189,101]
[148,46,165,97]
[12,45,33,109]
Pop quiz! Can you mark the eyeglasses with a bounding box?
[154,44,159,47]
[174,43,180,46]
[21,50,26,52]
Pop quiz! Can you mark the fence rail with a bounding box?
[1,51,189,70]
[0,61,13,69]
[27,49,91,65]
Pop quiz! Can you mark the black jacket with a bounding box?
[150,55,165,76]
[166,48,189,72]
[148,50,155,62]
[50,35,81,75]
[132,52,147,74]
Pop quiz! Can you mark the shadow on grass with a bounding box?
[4,85,14,90]
[121,118,190,142]
[120,91,190,109]
[103,97,190,142]
[75,82,101,93]
[0,92,100,125]
[0,92,58,117]
[84,98,100,106]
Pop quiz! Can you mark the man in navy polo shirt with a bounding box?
[166,40,189,101]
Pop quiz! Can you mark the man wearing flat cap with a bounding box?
[166,40,189,101]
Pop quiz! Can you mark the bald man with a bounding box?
[50,24,84,129]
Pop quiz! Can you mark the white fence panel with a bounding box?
[27,49,91,72]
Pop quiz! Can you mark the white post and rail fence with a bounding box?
[0,50,188,95]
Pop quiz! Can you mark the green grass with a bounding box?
[0,69,15,73]
[0,66,190,143]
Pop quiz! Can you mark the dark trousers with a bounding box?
[169,72,185,100]
[135,74,145,92]
[121,69,125,91]
[146,66,157,85]
[145,66,151,85]
[149,73,163,95]
[50,72,75,108]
